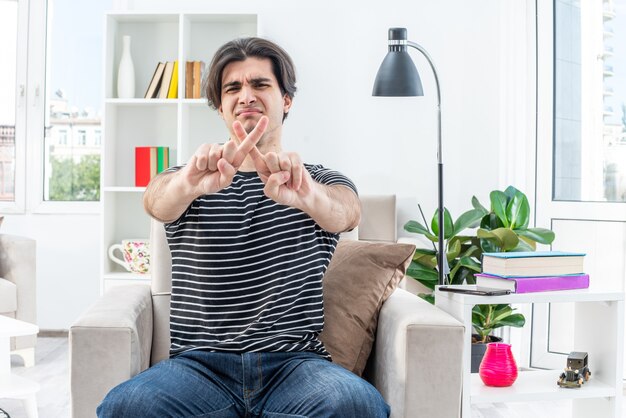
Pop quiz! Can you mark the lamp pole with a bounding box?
[404,41,448,286]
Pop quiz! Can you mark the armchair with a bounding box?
[70,195,464,418]
[0,233,37,367]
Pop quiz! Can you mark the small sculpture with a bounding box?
[557,351,591,388]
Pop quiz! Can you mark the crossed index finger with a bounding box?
[231,116,269,168]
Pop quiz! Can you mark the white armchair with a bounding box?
[0,233,37,367]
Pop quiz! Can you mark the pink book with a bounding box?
[475,273,590,293]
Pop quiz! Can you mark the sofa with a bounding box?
[0,233,37,367]
[70,195,464,418]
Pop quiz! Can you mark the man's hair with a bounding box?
[205,37,297,121]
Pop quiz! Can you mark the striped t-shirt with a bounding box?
[164,164,357,358]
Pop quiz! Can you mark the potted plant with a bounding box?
[404,186,555,371]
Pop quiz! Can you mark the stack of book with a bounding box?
[135,146,170,187]
[475,251,589,293]
[144,61,179,99]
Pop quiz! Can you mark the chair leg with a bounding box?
[12,347,36,367]
[21,394,39,418]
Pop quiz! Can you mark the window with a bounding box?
[43,0,111,202]
[0,1,18,203]
[553,0,626,202]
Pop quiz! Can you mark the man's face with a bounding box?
[219,57,292,142]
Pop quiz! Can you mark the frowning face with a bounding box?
[218,57,292,145]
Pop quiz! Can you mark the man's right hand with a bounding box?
[144,116,269,223]
[181,116,269,196]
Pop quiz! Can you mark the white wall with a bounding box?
[4,0,526,329]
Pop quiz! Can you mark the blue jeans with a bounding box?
[97,350,390,418]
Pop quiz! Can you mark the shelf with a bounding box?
[471,370,615,403]
[435,286,623,304]
[105,98,178,105]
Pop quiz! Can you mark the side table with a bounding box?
[435,286,624,418]
[0,316,39,418]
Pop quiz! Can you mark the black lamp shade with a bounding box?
[372,28,424,97]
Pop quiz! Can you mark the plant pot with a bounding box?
[471,334,502,373]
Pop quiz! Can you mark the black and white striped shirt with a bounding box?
[164,164,357,358]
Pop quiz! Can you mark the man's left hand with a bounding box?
[232,120,315,210]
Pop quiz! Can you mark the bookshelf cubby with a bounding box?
[101,12,257,293]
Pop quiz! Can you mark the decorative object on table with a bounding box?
[476,272,590,293]
[117,35,135,98]
[135,146,170,187]
[372,27,450,286]
[557,351,591,388]
[471,304,524,372]
[108,239,150,274]
[481,251,585,277]
[479,342,518,387]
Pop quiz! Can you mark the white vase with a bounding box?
[117,35,135,98]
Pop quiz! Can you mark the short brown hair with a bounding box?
[205,37,297,121]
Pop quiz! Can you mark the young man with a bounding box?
[97,37,390,418]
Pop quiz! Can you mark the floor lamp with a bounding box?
[372,27,449,286]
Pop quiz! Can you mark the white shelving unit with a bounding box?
[101,12,257,293]
[435,287,624,418]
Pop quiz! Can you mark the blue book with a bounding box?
[482,251,585,277]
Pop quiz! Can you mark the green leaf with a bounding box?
[512,237,535,252]
[406,262,439,290]
[516,228,555,245]
[413,248,437,257]
[458,256,482,272]
[506,191,530,229]
[503,186,519,201]
[418,293,435,305]
[471,196,488,213]
[453,208,486,235]
[431,208,455,240]
[413,254,438,269]
[488,228,519,251]
[460,244,482,259]
[404,220,433,238]
[490,191,510,227]
[491,313,526,329]
[480,213,504,231]
[446,239,461,262]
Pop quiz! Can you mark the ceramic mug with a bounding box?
[108,239,150,274]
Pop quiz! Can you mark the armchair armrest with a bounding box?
[369,288,464,418]
[70,285,153,418]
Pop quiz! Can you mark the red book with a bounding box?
[135,147,157,187]
[475,273,590,293]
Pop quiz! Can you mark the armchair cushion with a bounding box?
[319,240,415,376]
[0,278,17,313]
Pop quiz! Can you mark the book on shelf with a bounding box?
[192,61,206,98]
[167,60,178,99]
[185,61,194,98]
[158,61,175,99]
[475,273,590,293]
[144,62,165,99]
[135,146,169,187]
[481,251,585,277]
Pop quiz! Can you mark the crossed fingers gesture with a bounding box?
[182,116,269,196]
[232,118,312,208]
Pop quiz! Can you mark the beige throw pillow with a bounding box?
[319,239,416,376]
